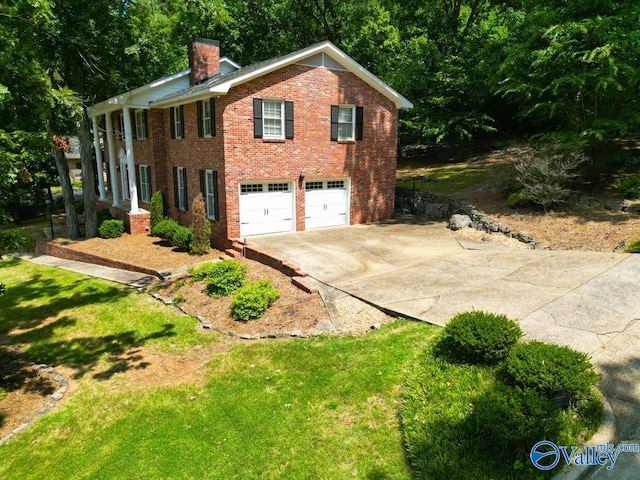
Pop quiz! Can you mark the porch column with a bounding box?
[91,116,106,200]
[104,113,121,207]
[122,107,139,214]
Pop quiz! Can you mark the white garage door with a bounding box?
[239,182,294,237]
[305,179,349,230]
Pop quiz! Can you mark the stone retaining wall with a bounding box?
[396,187,539,247]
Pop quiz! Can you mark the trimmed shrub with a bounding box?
[149,190,165,230]
[435,311,523,364]
[171,225,192,250]
[231,280,280,321]
[152,219,180,240]
[98,219,124,239]
[471,383,562,455]
[0,230,35,253]
[190,192,211,255]
[201,259,248,296]
[625,239,640,253]
[501,341,601,403]
[616,172,640,200]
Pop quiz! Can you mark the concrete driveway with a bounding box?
[249,220,640,446]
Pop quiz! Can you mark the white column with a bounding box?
[122,107,139,214]
[104,113,121,207]
[91,116,106,200]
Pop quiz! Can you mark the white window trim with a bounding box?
[338,105,355,141]
[202,101,212,138]
[205,170,216,220]
[262,99,284,139]
[174,107,183,139]
[140,165,151,203]
[177,166,186,210]
[135,110,147,140]
[118,112,125,140]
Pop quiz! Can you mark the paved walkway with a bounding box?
[249,220,640,478]
[6,253,159,288]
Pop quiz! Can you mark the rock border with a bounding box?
[396,187,542,248]
[0,364,68,446]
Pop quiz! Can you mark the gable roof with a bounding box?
[150,41,413,110]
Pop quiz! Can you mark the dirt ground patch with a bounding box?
[398,148,640,252]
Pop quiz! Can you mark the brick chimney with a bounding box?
[188,38,220,85]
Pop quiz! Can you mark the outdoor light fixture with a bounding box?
[299,169,306,181]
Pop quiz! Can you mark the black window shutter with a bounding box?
[130,110,136,139]
[253,98,263,138]
[355,106,364,141]
[199,169,205,194]
[169,108,176,139]
[147,165,152,196]
[197,101,203,137]
[210,98,216,137]
[143,110,148,138]
[117,114,123,140]
[172,167,179,207]
[182,167,188,211]
[330,105,339,141]
[179,105,185,138]
[213,171,219,220]
[285,101,294,139]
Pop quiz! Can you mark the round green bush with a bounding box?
[0,230,35,253]
[151,219,179,240]
[231,280,280,321]
[436,311,523,364]
[625,239,640,253]
[501,341,601,402]
[171,225,192,250]
[98,219,124,239]
[201,259,248,296]
[471,383,562,455]
[506,191,534,209]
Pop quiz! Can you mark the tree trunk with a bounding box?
[77,109,98,238]
[46,118,80,238]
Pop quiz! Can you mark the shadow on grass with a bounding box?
[0,259,129,337]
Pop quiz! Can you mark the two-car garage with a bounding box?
[239,179,349,237]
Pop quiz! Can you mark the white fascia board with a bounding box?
[210,42,413,109]
[220,56,241,70]
[88,69,190,117]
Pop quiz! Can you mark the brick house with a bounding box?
[87,38,412,248]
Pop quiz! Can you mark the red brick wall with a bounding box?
[220,64,398,239]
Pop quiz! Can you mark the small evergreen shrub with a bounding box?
[625,239,640,253]
[173,294,186,304]
[190,192,211,255]
[201,259,248,296]
[189,261,222,281]
[0,230,35,253]
[471,383,562,455]
[501,341,601,403]
[171,225,192,250]
[616,172,640,200]
[436,311,523,364]
[152,219,180,240]
[149,190,165,230]
[506,191,534,209]
[231,280,280,321]
[98,219,124,239]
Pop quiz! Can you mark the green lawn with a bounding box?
[0,258,438,479]
[396,162,490,195]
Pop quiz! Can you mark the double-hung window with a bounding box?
[170,105,185,139]
[331,105,364,141]
[253,98,294,139]
[199,169,219,220]
[139,165,151,203]
[174,166,188,210]
[135,110,147,140]
[263,100,283,138]
[197,99,215,138]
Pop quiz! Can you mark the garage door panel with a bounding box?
[239,184,294,237]
[305,180,349,230]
